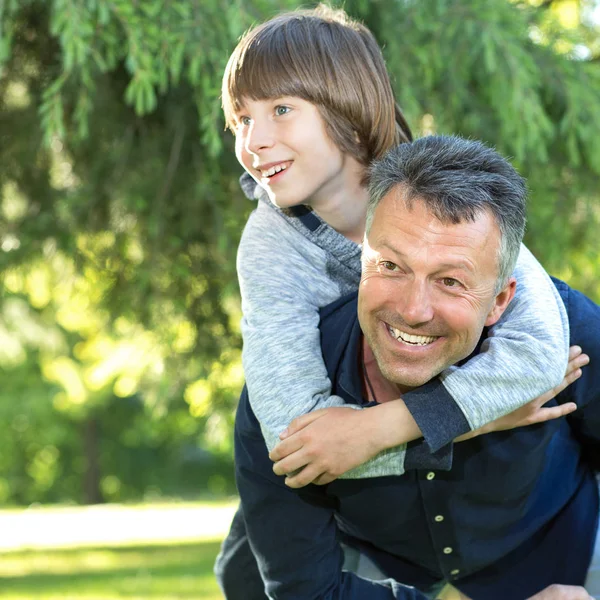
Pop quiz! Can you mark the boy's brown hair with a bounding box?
[222,4,412,168]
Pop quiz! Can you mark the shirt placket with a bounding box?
[418,470,462,582]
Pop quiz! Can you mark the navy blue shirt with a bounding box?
[234,279,600,599]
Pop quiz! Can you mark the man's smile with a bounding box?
[382,321,443,353]
[386,324,438,346]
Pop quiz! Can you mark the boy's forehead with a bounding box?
[234,95,293,111]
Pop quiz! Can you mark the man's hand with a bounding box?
[526,584,593,599]
[457,345,589,442]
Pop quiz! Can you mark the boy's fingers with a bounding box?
[272,449,309,476]
[279,410,327,440]
[568,345,582,360]
[285,465,323,489]
[534,366,584,409]
[523,402,577,426]
[572,353,590,369]
[548,369,582,399]
[269,435,304,462]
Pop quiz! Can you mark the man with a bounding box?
[222,136,600,599]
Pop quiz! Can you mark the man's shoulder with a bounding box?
[318,292,359,346]
[319,292,358,322]
[551,276,600,324]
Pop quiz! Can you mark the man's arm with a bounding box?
[235,388,429,600]
[557,281,600,468]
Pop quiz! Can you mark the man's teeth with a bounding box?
[388,326,436,346]
[261,163,288,178]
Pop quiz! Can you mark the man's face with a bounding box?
[358,189,516,392]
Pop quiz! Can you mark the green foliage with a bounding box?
[0,0,599,504]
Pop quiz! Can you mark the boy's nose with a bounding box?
[245,120,275,154]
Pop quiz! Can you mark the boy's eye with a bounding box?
[239,116,252,126]
[275,105,290,116]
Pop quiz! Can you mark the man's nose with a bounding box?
[246,119,275,154]
[397,280,435,327]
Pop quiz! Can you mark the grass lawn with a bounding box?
[0,502,233,599]
[0,501,465,599]
[0,540,224,600]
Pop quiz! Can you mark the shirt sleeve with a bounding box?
[238,202,413,477]
[235,388,431,600]
[404,244,570,453]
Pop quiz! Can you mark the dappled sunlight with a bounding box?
[0,501,238,552]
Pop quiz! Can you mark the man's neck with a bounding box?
[361,336,410,403]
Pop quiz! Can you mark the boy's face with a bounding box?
[234,97,363,210]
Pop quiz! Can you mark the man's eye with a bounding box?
[380,261,398,272]
[442,277,461,288]
[275,105,290,116]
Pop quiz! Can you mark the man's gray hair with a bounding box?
[367,135,526,291]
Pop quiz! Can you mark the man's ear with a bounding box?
[485,277,517,327]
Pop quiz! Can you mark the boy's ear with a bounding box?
[485,277,517,327]
[353,130,360,144]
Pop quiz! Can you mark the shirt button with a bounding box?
[426,472,435,480]
[434,515,444,522]
[451,569,460,576]
[443,547,453,554]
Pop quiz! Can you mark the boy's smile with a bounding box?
[234,97,365,218]
[255,160,292,185]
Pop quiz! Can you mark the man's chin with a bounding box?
[378,364,440,391]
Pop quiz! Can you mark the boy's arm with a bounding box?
[239,201,419,477]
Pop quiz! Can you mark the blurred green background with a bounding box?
[0,0,599,597]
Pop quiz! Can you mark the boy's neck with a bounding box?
[311,168,369,245]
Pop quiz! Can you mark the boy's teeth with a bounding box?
[388,326,436,346]
[262,163,287,177]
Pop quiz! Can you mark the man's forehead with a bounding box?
[373,191,497,240]
[367,190,502,273]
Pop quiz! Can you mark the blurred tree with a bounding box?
[0,0,598,504]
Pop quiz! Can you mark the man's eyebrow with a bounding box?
[377,239,476,274]
[435,261,476,275]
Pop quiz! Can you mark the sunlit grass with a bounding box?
[0,501,234,599]
[0,541,223,599]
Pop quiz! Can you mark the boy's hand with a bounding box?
[457,345,588,442]
[269,406,386,488]
[270,345,588,488]
[270,399,421,488]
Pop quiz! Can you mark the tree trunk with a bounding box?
[82,417,103,504]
